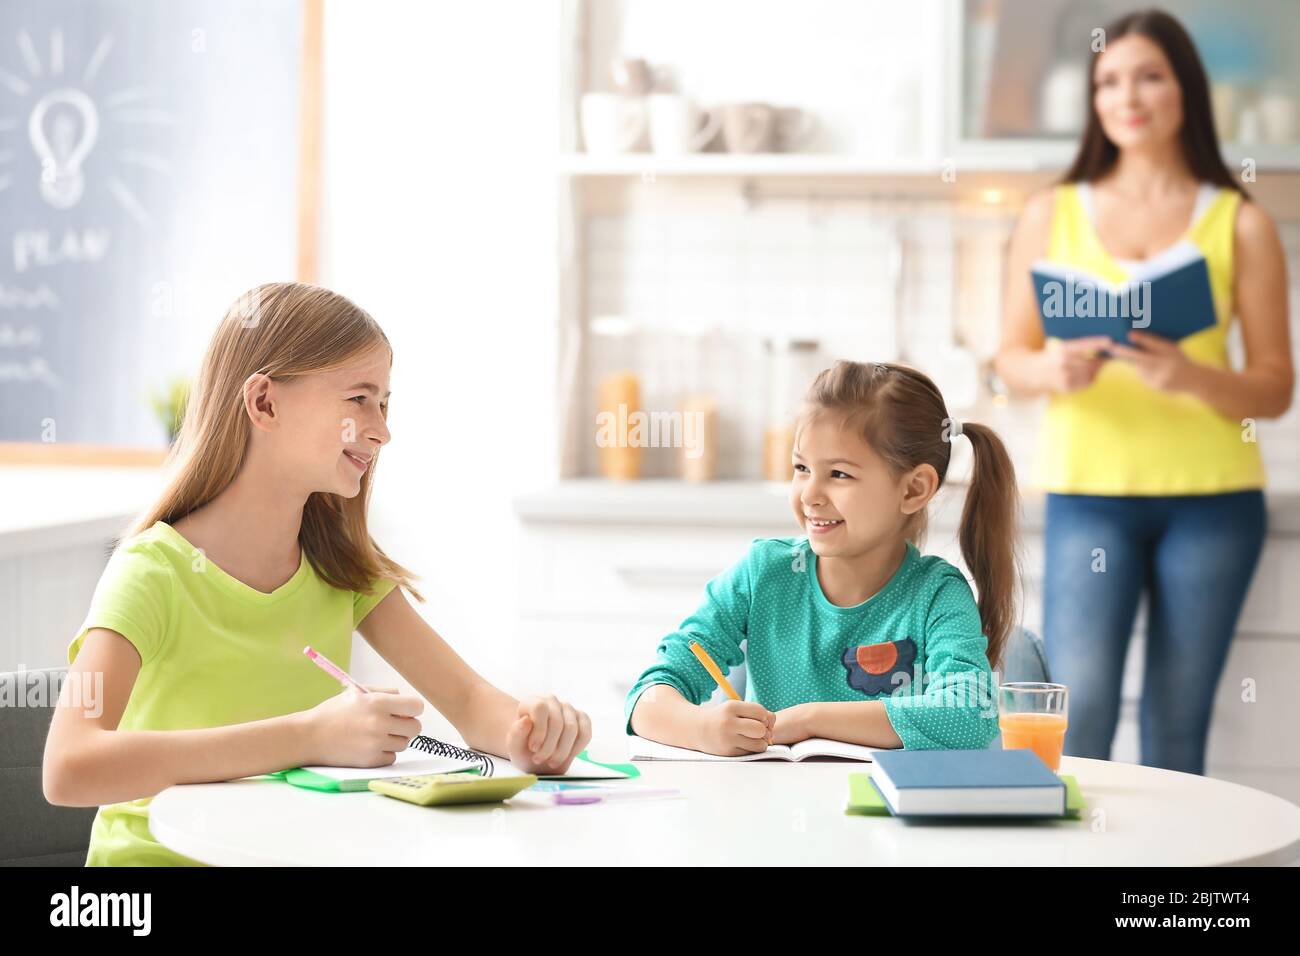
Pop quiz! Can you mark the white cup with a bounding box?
[647,94,720,155]
[580,93,646,155]
[1259,94,1298,144]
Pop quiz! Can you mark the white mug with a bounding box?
[647,94,720,155]
[580,93,646,155]
[722,103,817,153]
[1258,93,1298,144]
[776,107,817,151]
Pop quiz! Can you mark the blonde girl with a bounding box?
[44,283,591,865]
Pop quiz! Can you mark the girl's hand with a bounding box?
[771,703,817,745]
[301,685,424,768]
[507,695,592,774]
[1106,330,1198,394]
[693,700,775,756]
[1040,336,1114,393]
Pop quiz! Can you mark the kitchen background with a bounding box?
[2,1,1298,800]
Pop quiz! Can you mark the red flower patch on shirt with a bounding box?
[840,637,917,696]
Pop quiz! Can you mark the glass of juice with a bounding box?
[998,682,1069,772]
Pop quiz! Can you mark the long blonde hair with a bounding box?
[125,282,422,601]
[799,360,1020,671]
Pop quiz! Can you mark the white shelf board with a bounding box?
[559,153,946,177]
[514,478,1300,534]
[560,143,1300,178]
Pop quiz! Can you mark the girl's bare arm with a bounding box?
[43,628,315,806]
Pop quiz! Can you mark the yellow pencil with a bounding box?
[688,640,772,745]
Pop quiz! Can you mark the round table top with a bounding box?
[149,755,1300,866]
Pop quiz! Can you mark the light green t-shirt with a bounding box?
[66,520,397,866]
[624,537,1000,751]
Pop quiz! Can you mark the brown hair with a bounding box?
[799,361,1020,671]
[1062,8,1247,198]
[125,282,423,601]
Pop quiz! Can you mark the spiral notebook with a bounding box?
[269,735,635,792]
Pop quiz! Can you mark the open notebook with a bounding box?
[628,734,882,763]
[272,735,634,792]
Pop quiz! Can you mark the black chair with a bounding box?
[0,667,96,866]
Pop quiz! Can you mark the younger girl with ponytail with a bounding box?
[626,360,1021,755]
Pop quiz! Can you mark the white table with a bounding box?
[149,755,1300,866]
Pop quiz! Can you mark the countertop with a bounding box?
[514,479,1300,535]
[0,466,165,557]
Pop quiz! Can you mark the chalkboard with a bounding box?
[0,0,313,457]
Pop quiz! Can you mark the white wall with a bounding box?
[321,0,562,725]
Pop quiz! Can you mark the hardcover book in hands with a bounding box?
[1031,242,1217,348]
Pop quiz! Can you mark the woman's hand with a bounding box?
[1040,335,1115,393]
[771,703,817,745]
[506,694,592,774]
[1106,329,1199,393]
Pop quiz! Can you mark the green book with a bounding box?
[846,772,1084,818]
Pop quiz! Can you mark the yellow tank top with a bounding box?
[1029,182,1265,495]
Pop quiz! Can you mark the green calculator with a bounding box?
[368,772,538,806]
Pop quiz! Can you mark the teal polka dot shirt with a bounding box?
[624,537,1001,750]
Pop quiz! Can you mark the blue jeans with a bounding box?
[1042,490,1266,775]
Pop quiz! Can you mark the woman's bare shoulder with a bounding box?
[1234,197,1281,247]
[1019,187,1059,228]
[1008,186,1060,255]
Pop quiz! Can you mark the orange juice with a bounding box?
[999,712,1068,771]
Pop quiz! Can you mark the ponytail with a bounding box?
[954,422,1021,673]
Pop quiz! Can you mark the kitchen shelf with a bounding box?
[512,477,992,531]
[514,478,1300,534]
[1222,143,1300,171]
[560,144,1300,179]
[560,154,947,177]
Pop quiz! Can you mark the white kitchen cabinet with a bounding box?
[0,467,167,671]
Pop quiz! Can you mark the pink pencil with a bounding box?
[302,645,368,693]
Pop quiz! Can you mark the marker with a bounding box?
[303,645,368,693]
[554,785,682,805]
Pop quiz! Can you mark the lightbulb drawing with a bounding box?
[0,28,170,225]
[29,87,98,209]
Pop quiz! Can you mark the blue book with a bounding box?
[1031,242,1217,347]
[869,748,1066,817]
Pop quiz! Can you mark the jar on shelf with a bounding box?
[677,325,719,482]
[763,338,821,482]
[590,315,642,480]
[680,392,718,481]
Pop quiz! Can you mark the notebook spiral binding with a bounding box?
[409,735,496,776]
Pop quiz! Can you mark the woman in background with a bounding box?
[996,9,1293,774]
